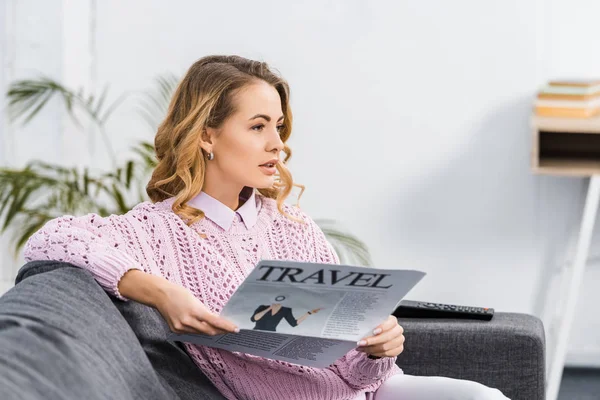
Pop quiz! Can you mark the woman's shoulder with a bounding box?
[258,195,317,236]
[129,198,177,217]
[92,199,180,230]
[256,194,309,220]
[46,201,157,226]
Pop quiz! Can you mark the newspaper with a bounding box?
[168,260,425,368]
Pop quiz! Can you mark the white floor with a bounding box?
[558,368,600,400]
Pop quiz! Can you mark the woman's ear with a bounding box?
[199,128,216,154]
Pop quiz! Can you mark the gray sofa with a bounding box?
[0,261,545,400]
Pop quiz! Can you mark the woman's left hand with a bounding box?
[357,315,404,358]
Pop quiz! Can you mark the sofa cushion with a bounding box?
[0,261,224,400]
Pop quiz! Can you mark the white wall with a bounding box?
[94,0,545,312]
[0,0,8,294]
[1,0,600,365]
[0,0,65,292]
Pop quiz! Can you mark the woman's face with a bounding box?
[203,80,285,191]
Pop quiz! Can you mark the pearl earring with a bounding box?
[207,152,214,161]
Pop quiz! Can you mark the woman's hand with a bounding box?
[310,307,323,314]
[155,281,239,336]
[356,315,404,358]
[118,269,238,336]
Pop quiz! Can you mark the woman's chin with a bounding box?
[253,177,277,190]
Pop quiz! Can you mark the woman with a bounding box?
[24,55,508,400]
[251,295,323,332]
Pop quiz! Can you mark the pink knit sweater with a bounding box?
[23,195,401,400]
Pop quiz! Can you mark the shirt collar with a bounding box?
[188,187,258,230]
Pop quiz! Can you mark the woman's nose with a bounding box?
[269,129,284,153]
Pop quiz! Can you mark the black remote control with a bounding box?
[393,300,494,321]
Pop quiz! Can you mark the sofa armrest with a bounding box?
[395,312,545,400]
[0,261,178,400]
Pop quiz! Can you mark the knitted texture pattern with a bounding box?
[23,195,401,400]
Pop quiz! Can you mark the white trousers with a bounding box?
[355,374,510,400]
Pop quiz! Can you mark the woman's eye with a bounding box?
[252,124,284,133]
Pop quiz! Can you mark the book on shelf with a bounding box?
[535,106,600,118]
[535,78,600,118]
[548,79,600,87]
[537,92,600,101]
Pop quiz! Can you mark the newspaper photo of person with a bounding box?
[251,294,323,332]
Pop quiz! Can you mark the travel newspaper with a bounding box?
[168,260,425,368]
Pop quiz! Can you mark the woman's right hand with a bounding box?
[118,269,239,336]
[156,282,239,336]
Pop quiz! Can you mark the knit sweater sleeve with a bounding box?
[331,348,398,391]
[23,208,148,301]
[302,214,399,390]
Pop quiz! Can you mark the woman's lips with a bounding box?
[259,159,278,176]
[259,165,277,175]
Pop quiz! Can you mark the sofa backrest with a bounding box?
[0,261,224,400]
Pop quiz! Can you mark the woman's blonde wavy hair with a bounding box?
[146,55,304,226]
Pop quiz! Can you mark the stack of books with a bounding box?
[535,79,600,118]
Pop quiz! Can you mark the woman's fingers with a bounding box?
[177,321,225,336]
[371,315,398,335]
[157,283,239,335]
[202,312,239,333]
[171,317,231,336]
[195,321,229,336]
[356,317,405,358]
[359,331,405,355]
[169,311,239,335]
[359,323,403,347]
[370,340,405,357]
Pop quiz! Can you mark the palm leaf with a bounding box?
[0,160,143,252]
[12,210,56,255]
[98,92,129,124]
[138,73,179,130]
[6,77,129,164]
[315,219,373,266]
[8,78,78,125]
[125,160,134,188]
[132,141,157,170]
[111,183,128,214]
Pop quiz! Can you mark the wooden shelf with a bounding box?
[532,115,600,134]
[531,115,600,176]
[534,159,600,177]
